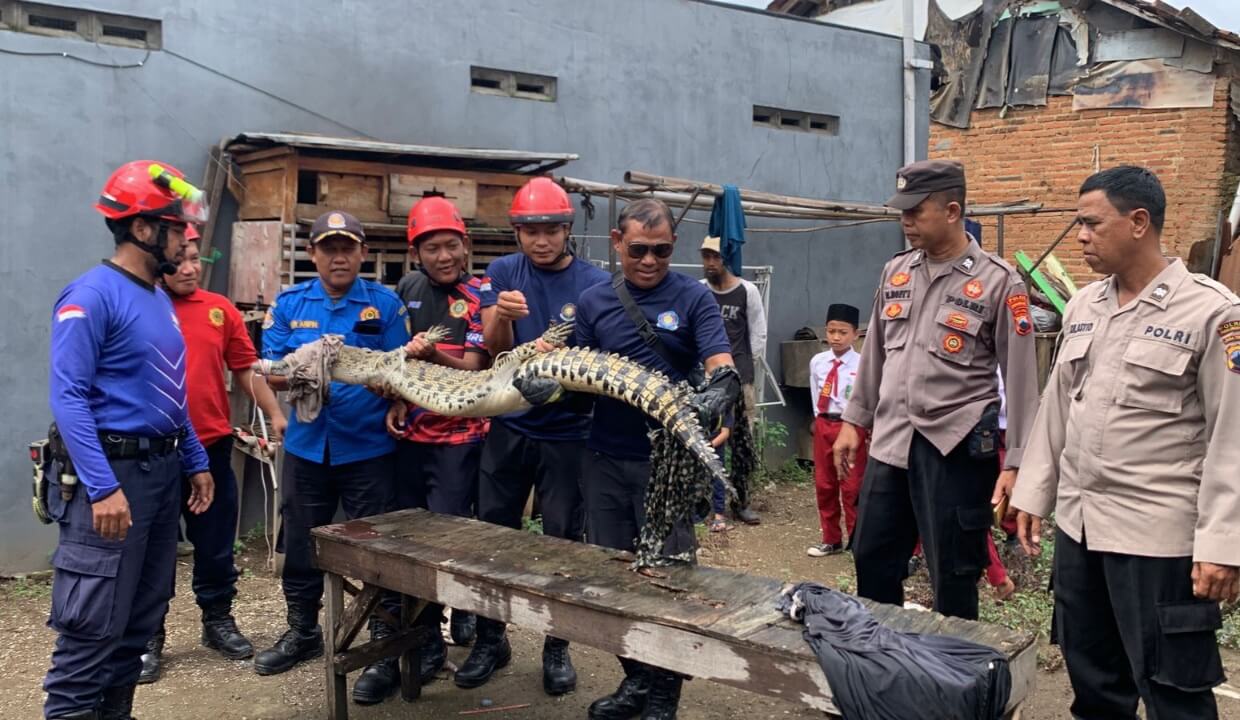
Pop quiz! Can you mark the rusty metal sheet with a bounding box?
[1072,59,1216,110]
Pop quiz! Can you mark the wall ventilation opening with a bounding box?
[470,66,557,102]
[0,1,161,49]
[753,105,839,136]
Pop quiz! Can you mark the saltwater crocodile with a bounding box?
[253,323,729,488]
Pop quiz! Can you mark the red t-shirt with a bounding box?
[171,288,259,446]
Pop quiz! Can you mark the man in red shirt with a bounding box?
[141,227,288,682]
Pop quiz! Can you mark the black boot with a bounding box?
[202,603,254,660]
[454,617,511,689]
[450,608,476,646]
[137,628,164,684]
[48,711,98,720]
[353,618,400,705]
[419,629,447,684]
[98,684,136,720]
[640,670,683,720]
[542,636,577,695]
[588,659,649,720]
[253,605,323,676]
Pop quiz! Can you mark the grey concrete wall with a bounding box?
[0,0,927,572]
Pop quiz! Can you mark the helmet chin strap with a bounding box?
[517,226,573,268]
[125,221,178,275]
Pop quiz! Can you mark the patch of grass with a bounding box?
[5,575,52,600]
[523,516,544,535]
[766,458,814,486]
[1219,605,1240,650]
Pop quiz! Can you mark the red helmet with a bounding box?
[509,177,574,226]
[94,160,208,224]
[407,196,467,247]
[185,224,201,241]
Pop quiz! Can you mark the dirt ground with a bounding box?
[4,482,1240,719]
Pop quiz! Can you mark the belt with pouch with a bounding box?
[98,432,183,459]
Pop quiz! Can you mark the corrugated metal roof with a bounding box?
[225,132,578,174]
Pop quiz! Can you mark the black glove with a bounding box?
[513,373,566,406]
[691,365,741,434]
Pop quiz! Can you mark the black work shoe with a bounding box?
[137,631,164,684]
[450,609,476,646]
[202,609,254,660]
[99,684,137,720]
[543,636,577,695]
[454,634,511,689]
[352,657,398,705]
[253,626,323,676]
[734,507,761,525]
[588,672,650,720]
[48,711,99,719]
[640,671,683,720]
[420,631,447,684]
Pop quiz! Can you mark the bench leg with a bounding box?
[400,595,426,703]
[324,572,348,720]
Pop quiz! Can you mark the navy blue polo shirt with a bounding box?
[262,277,410,465]
[576,271,731,460]
[480,253,608,440]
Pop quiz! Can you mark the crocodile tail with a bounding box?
[521,347,727,485]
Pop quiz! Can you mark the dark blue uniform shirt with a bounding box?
[262,277,410,465]
[480,253,608,441]
[576,271,731,460]
[49,262,210,501]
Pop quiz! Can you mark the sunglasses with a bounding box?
[626,243,675,260]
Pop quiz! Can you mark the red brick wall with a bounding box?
[929,79,1234,283]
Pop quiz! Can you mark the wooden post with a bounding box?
[399,594,423,703]
[324,572,348,720]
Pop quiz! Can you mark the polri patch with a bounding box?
[657,310,680,331]
[884,302,905,319]
[945,312,970,330]
[1219,320,1240,374]
[890,272,910,287]
[964,279,984,299]
[942,333,964,354]
[1006,294,1033,336]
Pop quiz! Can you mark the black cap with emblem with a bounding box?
[886,160,967,210]
[310,210,366,245]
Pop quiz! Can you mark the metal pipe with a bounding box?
[607,190,618,273]
[902,0,917,167]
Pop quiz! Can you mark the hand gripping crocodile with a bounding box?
[253,323,729,487]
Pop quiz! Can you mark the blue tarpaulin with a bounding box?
[708,185,747,276]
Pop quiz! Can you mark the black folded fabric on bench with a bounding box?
[777,582,1011,720]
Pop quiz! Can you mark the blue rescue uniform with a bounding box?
[261,276,409,615]
[43,261,210,718]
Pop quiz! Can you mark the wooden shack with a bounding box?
[220,132,577,305]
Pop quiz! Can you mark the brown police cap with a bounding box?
[309,210,365,244]
[886,160,966,210]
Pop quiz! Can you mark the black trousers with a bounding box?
[281,450,395,615]
[1054,528,1222,720]
[584,451,694,556]
[394,440,481,628]
[395,440,480,517]
[478,421,584,541]
[851,431,995,620]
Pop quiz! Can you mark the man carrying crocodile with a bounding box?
[576,198,739,720]
[460,177,609,694]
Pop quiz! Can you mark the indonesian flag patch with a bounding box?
[56,304,86,322]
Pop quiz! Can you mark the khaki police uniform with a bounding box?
[1012,258,1240,719]
[843,159,1040,621]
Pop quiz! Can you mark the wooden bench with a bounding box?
[311,509,1036,719]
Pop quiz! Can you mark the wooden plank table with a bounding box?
[312,509,1036,719]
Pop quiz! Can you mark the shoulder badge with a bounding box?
[1005,294,1033,336]
[1220,320,1240,375]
